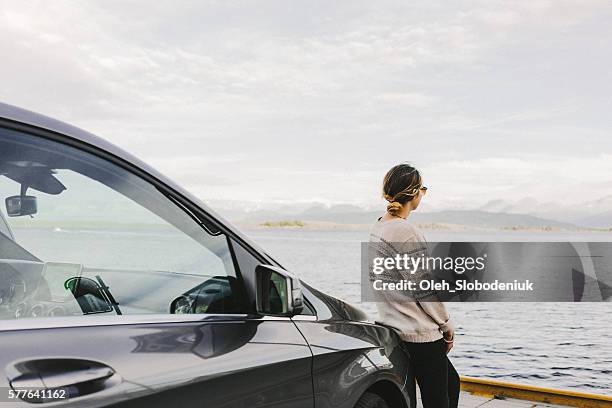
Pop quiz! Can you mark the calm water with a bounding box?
[244,228,612,396]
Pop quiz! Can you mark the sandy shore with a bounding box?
[234,220,610,232]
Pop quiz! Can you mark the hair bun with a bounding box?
[386,201,403,216]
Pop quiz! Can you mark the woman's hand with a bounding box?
[443,329,454,354]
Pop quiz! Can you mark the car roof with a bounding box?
[0,102,272,261]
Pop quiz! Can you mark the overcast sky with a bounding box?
[1,1,611,211]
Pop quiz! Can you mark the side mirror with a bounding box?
[255,265,303,317]
[5,195,37,217]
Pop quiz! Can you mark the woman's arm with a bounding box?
[399,234,455,337]
[417,300,454,336]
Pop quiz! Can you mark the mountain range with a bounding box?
[476,195,612,228]
[206,196,612,230]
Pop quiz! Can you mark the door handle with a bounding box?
[6,358,121,403]
[39,365,114,388]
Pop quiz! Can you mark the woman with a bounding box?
[369,163,460,408]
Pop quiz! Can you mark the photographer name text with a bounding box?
[372,279,534,292]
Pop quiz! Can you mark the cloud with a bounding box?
[0,1,611,210]
[376,92,436,107]
[465,0,610,29]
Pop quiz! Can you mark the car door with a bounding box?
[0,124,312,407]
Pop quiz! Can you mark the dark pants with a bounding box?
[402,338,460,408]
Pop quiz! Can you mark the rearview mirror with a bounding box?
[255,265,303,317]
[5,195,37,217]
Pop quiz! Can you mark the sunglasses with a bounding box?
[419,186,428,193]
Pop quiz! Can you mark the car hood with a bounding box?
[303,282,369,322]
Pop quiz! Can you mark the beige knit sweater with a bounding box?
[369,217,454,343]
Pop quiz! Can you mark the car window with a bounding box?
[0,127,247,320]
[0,208,13,239]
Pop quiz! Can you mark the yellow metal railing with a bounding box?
[461,376,612,408]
